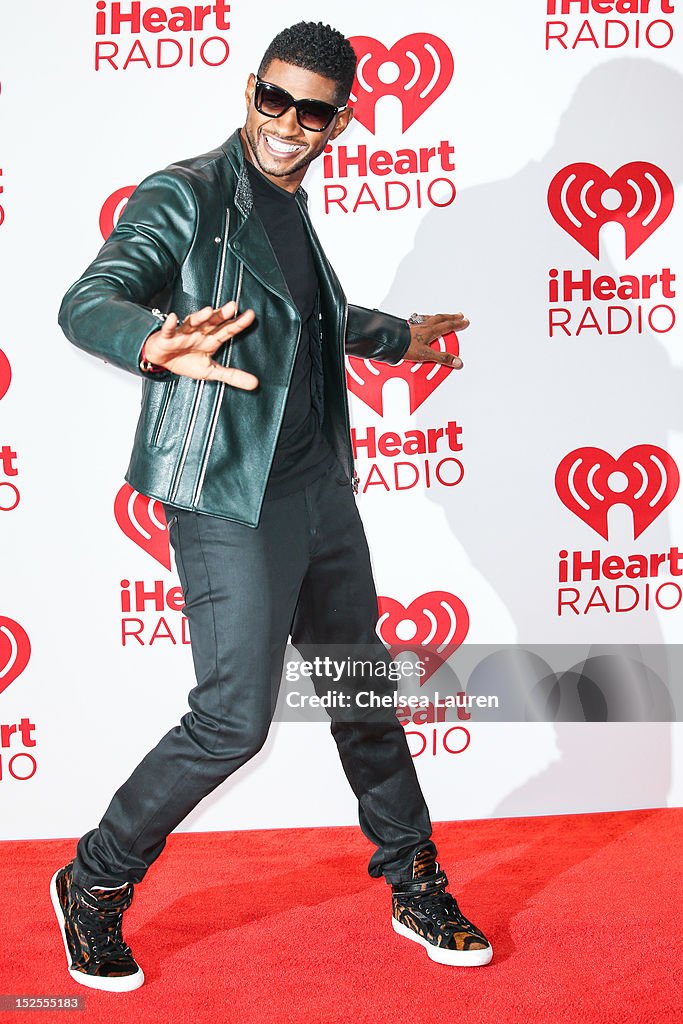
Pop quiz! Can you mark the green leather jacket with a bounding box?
[58,129,410,526]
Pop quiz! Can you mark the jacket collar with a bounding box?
[220,128,308,218]
[220,128,325,309]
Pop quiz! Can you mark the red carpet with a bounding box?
[0,809,680,1024]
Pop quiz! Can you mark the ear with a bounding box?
[244,72,256,112]
[328,106,354,142]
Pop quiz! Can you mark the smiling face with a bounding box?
[241,58,353,193]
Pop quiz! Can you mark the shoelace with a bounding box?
[73,883,135,965]
[76,905,133,964]
[411,888,476,936]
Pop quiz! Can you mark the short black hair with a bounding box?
[258,22,357,105]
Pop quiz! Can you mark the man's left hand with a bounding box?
[404,312,470,368]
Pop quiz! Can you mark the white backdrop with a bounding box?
[1,1,682,841]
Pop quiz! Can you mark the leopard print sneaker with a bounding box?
[391,847,492,967]
[50,861,144,992]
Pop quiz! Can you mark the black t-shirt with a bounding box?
[245,161,336,498]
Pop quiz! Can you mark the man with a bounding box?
[52,22,492,992]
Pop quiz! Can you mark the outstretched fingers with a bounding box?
[203,308,256,351]
[159,303,253,344]
[427,312,470,336]
[431,349,463,369]
[206,362,259,390]
[158,311,180,339]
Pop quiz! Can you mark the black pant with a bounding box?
[72,469,435,889]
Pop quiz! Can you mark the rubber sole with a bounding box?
[50,868,145,993]
[392,915,493,967]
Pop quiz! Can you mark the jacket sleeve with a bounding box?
[344,304,411,364]
[58,170,199,378]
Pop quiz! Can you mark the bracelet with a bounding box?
[140,309,170,372]
[139,339,164,374]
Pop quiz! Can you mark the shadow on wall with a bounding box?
[381,58,683,816]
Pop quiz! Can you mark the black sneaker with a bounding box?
[391,847,493,967]
[50,861,144,992]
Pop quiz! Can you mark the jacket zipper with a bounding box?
[149,303,174,447]
[169,208,230,503]
[298,200,356,492]
[339,302,358,491]
[192,259,243,504]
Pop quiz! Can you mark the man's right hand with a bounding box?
[143,301,259,389]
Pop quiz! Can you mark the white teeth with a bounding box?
[265,135,303,154]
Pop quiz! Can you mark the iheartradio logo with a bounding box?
[548,162,674,259]
[114,484,171,569]
[0,617,31,696]
[100,186,136,240]
[349,34,454,135]
[555,445,679,540]
[378,591,469,682]
[0,349,11,401]
[347,332,458,416]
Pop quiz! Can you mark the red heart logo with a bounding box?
[555,445,679,540]
[349,34,454,134]
[114,484,171,570]
[377,591,470,682]
[100,185,136,240]
[0,617,32,696]
[0,349,11,401]
[547,162,674,259]
[346,332,459,416]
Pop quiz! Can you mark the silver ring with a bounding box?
[408,313,428,325]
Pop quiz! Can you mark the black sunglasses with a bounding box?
[253,77,346,132]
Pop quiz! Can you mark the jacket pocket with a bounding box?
[151,379,178,447]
